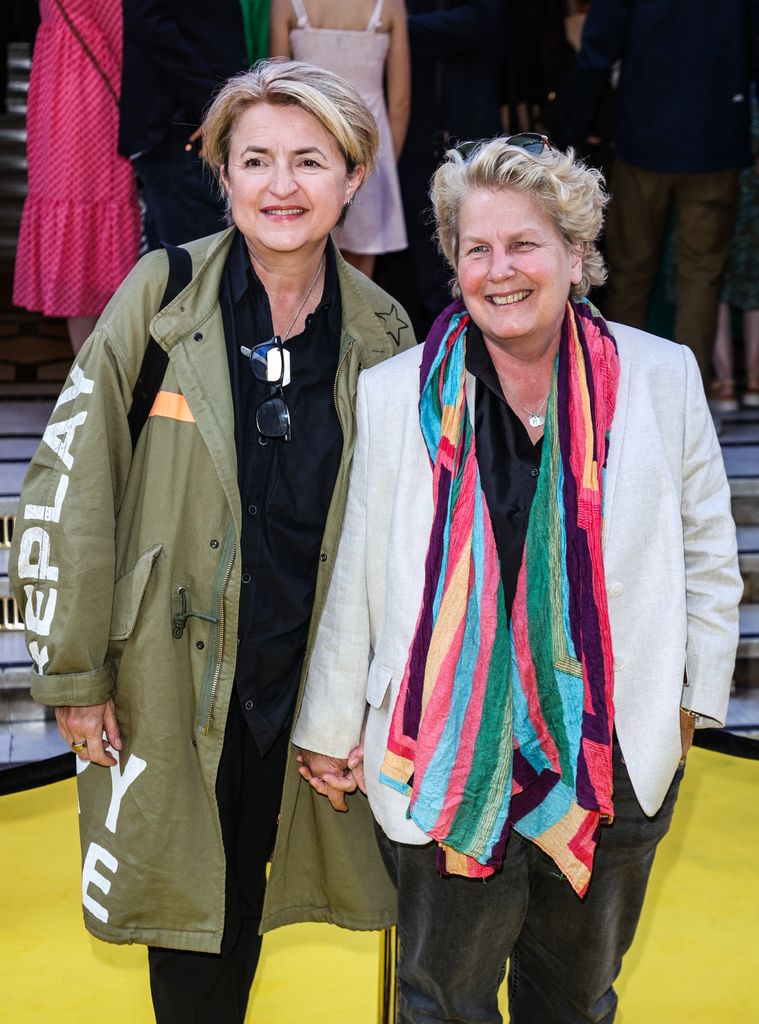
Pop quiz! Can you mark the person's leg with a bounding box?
[67,316,98,355]
[341,250,376,279]
[375,825,530,1024]
[709,303,738,410]
[742,308,759,403]
[712,303,735,383]
[133,126,227,249]
[508,742,685,1024]
[604,160,673,330]
[148,697,289,1023]
[673,169,739,382]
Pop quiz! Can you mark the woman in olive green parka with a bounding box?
[11,60,411,1013]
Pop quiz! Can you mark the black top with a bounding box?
[466,322,542,617]
[220,231,343,754]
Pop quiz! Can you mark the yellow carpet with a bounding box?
[0,747,756,1024]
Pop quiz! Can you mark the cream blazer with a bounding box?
[293,324,743,844]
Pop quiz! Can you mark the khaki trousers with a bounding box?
[605,159,739,381]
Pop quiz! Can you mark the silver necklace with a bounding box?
[246,246,325,342]
[500,376,550,428]
[281,255,325,342]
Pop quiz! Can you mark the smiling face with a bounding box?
[456,187,583,355]
[220,102,363,261]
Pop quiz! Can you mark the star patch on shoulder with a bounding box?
[377,304,408,347]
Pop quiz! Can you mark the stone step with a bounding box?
[735,603,759,688]
[738,525,759,602]
[0,127,27,153]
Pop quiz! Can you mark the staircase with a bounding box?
[720,410,759,690]
[0,43,30,262]
[0,41,757,761]
[0,41,69,760]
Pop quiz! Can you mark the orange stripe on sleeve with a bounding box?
[149,391,195,423]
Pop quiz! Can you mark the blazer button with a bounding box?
[244,699,254,711]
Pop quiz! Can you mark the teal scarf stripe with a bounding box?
[523,389,573,779]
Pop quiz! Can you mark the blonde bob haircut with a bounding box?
[431,139,608,298]
[202,58,380,187]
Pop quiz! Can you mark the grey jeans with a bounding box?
[375,741,684,1024]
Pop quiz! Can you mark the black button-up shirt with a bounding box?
[220,231,343,754]
[466,322,543,617]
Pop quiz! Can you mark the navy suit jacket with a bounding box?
[119,0,249,157]
[566,0,757,173]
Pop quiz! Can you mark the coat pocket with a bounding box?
[366,661,393,710]
[109,544,163,641]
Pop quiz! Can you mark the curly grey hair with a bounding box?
[430,139,608,298]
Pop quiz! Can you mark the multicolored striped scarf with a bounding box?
[380,297,620,896]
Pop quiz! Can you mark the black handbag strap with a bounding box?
[51,0,119,107]
[127,244,193,452]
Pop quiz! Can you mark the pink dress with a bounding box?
[13,0,141,318]
[289,0,408,255]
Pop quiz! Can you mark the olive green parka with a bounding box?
[10,228,412,951]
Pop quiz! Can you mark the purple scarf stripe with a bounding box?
[419,299,466,386]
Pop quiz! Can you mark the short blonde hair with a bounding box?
[202,58,380,187]
[431,139,608,297]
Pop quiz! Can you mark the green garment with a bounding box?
[10,227,414,951]
[239,0,270,63]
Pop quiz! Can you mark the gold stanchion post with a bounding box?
[378,926,399,1024]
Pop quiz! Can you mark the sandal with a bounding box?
[742,381,759,408]
[709,379,739,413]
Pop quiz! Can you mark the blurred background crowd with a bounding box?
[2,0,757,405]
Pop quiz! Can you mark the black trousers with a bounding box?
[133,125,227,251]
[376,740,684,1024]
[148,696,290,1024]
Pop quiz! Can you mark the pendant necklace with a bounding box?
[246,245,325,342]
[280,254,325,342]
[500,376,550,428]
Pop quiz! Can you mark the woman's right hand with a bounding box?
[56,699,122,766]
[296,747,358,811]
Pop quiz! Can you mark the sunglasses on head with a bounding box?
[455,132,551,160]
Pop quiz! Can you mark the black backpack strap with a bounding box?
[127,243,193,452]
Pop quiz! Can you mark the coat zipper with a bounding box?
[332,341,355,433]
[198,523,236,735]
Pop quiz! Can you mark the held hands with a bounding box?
[297,740,366,812]
[56,699,122,766]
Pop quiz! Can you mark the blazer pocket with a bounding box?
[366,661,393,709]
[109,544,163,641]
